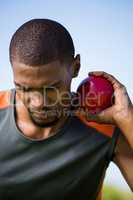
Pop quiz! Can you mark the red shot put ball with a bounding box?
[77,75,114,114]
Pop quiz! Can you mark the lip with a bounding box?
[33,111,47,116]
[32,113,48,121]
[31,108,56,113]
[32,110,56,118]
[33,111,47,115]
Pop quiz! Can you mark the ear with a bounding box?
[71,54,81,78]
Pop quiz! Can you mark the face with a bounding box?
[12,58,80,127]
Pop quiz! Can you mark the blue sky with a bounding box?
[0,0,133,191]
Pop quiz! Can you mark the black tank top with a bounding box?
[0,88,120,200]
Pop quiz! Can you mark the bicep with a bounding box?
[113,133,133,192]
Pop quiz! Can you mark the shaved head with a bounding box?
[9,18,75,66]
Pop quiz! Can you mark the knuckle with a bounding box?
[121,84,126,90]
[118,84,127,92]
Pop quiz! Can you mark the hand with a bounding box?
[77,71,133,126]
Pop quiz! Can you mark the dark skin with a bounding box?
[12,55,80,139]
[84,71,133,192]
[12,56,133,191]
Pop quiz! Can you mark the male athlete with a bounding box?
[0,19,133,200]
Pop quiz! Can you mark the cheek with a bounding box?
[58,86,72,107]
[62,77,72,90]
[65,70,73,85]
[16,91,30,108]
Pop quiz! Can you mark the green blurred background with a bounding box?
[103,185,133,200]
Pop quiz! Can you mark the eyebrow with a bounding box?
[14,80,61,89]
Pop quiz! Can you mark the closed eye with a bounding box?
[14,81,62,92]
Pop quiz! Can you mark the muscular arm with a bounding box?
[83,71,133,192]
[113,132,133,192]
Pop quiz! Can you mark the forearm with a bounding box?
[114,153,133,192]
[116,107,133,150]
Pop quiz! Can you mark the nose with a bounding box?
[30,91,46,109]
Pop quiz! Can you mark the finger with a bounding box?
[88,71,124,91]
[86,107,115,124]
